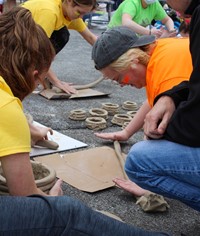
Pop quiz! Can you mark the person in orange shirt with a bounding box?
[92,26,192,144]
[92,26,192,199]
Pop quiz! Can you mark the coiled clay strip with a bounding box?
[35,140,59,150]
[127,110,137,118]
[101,103,120,115]
[122,121,130,130]
[31,161,56,187]
[69,109,87,121]
[85,117,107,130]
[89,108,108,120]
[52,76,105,93]
[73,76,105,90]
[114,141,128,180]
[111,114,132,126]
[0,179,56,192]
[122,101,138,111]
[0,161,56,195]
[39,180,56,192]
[126,111,144,131]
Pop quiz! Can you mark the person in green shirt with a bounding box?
[108,0,176,38]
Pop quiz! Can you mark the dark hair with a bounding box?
[0,7,55,100]
[179,20,190,34]
[72,0,97,10]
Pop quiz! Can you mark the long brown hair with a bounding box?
[0,7,55,100]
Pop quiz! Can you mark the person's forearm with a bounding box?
[122,17,151,35]
[86,32,97,45]
[46,68,59,85]
[124,100,151,138]
[162,16,175,31]
[80,28,97,45]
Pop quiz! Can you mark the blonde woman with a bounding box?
[93,26,192,143]
[92,26,192,201]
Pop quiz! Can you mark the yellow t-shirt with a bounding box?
[22,0,86,37]
[146,37,192,107]
[0,76,31,157]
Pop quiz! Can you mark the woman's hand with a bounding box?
[160,28,177,38]
[95,130,130,141]
[151,27,163,38]
[46,68,77,94]
[144,96,175,139]
[53,80,77,94]
[29,123,53,147]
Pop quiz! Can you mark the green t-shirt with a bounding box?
[108,0,167,28]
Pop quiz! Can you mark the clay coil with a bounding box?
[85,117,107,130]
[89,108,108,120]
[111,114,132,126]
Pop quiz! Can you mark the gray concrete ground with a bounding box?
[23,29,200,236]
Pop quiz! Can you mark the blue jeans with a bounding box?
[0,195,169,236]
[125,140,200,211]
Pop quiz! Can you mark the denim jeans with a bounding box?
[0,195,169,236]
[125,140,200,211]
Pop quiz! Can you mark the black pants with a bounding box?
[50,26,70,54]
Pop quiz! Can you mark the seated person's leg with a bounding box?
[125,140,200,211]
[0,195,170,236]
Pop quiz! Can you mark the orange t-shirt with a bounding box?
[146,37,192,107]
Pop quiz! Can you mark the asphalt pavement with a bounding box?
[23,28,200,236]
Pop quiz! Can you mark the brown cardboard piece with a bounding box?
[39,88,109,100]
[33,146,126,192]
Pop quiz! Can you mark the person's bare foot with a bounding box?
[113,177,148,197]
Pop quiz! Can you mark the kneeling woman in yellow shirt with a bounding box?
[0,7,63,196]
[22,0,98,94]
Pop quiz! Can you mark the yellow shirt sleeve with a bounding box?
[67,18,87,32]
[0,97,31,157]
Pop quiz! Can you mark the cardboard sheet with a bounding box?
[39,88,109,100]
[34,146,126,192]
[30,122,87,157]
